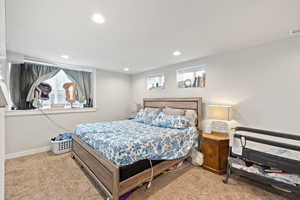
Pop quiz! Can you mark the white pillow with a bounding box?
[163,107,185,116]
[185,109,198,127]
[144,107,161,112]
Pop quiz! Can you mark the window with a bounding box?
[147,73,165,90]
[42,70,84,109]
[177,66,206,88]
[9,62,94,110]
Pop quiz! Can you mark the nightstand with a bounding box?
[202,133,229,174]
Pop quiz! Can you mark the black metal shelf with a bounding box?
[231,167,300,194]
[224,126,300,199]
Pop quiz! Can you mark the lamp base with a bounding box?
[211,120,229,134]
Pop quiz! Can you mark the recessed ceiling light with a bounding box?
[91,13,105,24]
[123,68,129,72]
[173,50,182,56]
[290,28,300,35]
[61,55,69,59]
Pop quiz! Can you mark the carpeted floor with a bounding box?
[5,152,288,200]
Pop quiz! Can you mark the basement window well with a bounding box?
[177,66,206,88]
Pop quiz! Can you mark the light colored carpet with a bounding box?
[5,152,287,200]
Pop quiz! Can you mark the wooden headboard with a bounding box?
[143,97,202,130]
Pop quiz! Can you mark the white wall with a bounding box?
[0,0,5,60]
[131,36,300,134]
[5,36,300,157]
[5,69,132,155]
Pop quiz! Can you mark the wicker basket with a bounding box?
[51,139,72,154]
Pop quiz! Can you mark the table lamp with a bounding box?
[208,105,232,134]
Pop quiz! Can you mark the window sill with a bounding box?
[147,87,165,91]
[5,107,97,117]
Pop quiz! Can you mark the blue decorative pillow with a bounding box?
[135,109,160,124]
[152,112,189,129]
[135,109,146,122]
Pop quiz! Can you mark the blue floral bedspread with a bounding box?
[74,120,198,166]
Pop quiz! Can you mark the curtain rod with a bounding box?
[24,59,57,67]
[23,57,94,72]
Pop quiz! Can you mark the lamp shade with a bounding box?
[208,105,232,121]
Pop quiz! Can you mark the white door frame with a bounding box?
[0,108,5,200]
[0,0,6,198]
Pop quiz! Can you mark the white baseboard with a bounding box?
[5,146,51,160]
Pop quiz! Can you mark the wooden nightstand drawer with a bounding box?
[203,140,219,169]
[202,133,229,174]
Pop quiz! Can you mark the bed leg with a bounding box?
[223,163,231,184]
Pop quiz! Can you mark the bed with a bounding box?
[224,127,300,198]
[71,97,202,200]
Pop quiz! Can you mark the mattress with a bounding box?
[120,159,163,181]
[231,131,300,161]
[74,120,198,166]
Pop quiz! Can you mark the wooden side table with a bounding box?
[202,133,229,174]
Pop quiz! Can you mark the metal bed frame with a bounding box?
[224,127,300,197]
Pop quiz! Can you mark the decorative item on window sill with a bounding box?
[32,81,79,109]
[184,79,192,88]
[177,66,206,88]
[63,82,77,108]
[149,82,161,90]
[147,73,165,90]
[207,105,232,134]
[32,82,52,108]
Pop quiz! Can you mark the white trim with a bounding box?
[0,108,5,200]
[92,68,97,106]
[5,146,51,160]
[5,63,13,108]
[5,107,97,117]
[176,65,206,72]
[6,62,10,87]
[0,0,6,197]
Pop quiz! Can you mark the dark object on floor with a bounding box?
[120,189,136,200]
